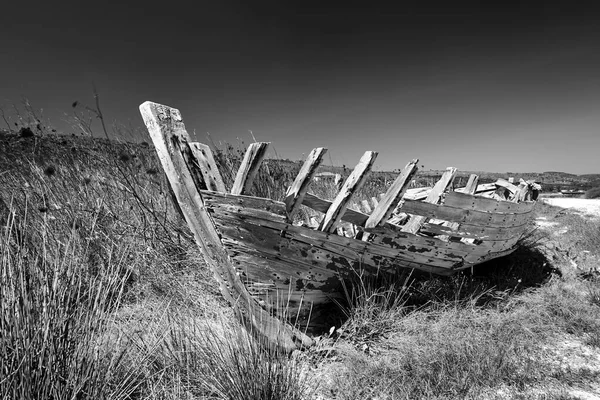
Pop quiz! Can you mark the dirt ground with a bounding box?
[534,198,600,400]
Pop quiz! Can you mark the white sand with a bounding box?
[542,198,600,219]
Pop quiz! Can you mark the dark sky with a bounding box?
[2,2,599,173]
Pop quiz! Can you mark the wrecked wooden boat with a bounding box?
[139,101,540,351]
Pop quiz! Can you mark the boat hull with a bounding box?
[203,189,534,330]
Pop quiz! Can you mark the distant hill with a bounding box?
[1,129,597,194]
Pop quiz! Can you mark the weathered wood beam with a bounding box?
[189,142,226,192]
[401,167,457,234]
[319,151,378,233]
[284,147,327,219]
[231,142,270,195]
[495,178,519,194]
[365,159,418,229]
[464,174,479,194]
[139,102,311,352]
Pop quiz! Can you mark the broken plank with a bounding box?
[284,147,327,219]
[319,151,378,233]
[366,159,418,228]
[231,142,270,195]
[495,178,519,194]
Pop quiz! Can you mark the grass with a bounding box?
[1,100,600,399]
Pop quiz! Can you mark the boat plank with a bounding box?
[202,190,288,217]
[420,221,532,241]
[320,151,378,232]
[231,142,270,195]
[285,147,327,219]
[211,210,463,268]
[303,191,533,231]
[227,230,453,279]
[444,191,535,214]
[400,199,534,228]
[209,207,514,266]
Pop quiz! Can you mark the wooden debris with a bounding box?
[366,159,418,229]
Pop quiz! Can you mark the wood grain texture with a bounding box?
[366,159,418,228]
[189,142,226,192]
[284,147,327,219]
[319,151,378,232]
[231,142,270,195]
[444,191,535,214]
[402,167,457,234]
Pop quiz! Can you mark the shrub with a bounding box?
[128,310,317,399]
[584,187,600,199]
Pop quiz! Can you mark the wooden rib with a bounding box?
[464,174,479,194]
[366,159,418,229]
[189,142,226,192]
[319,151,378,233]
[284,147,327,219]
[139,102,310,352]
[402,167,457,234]
[231,142,270,195]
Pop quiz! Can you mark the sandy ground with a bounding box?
[542,197,600,219]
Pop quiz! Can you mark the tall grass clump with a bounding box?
[128,309,317,399]
[0,206,135,399]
